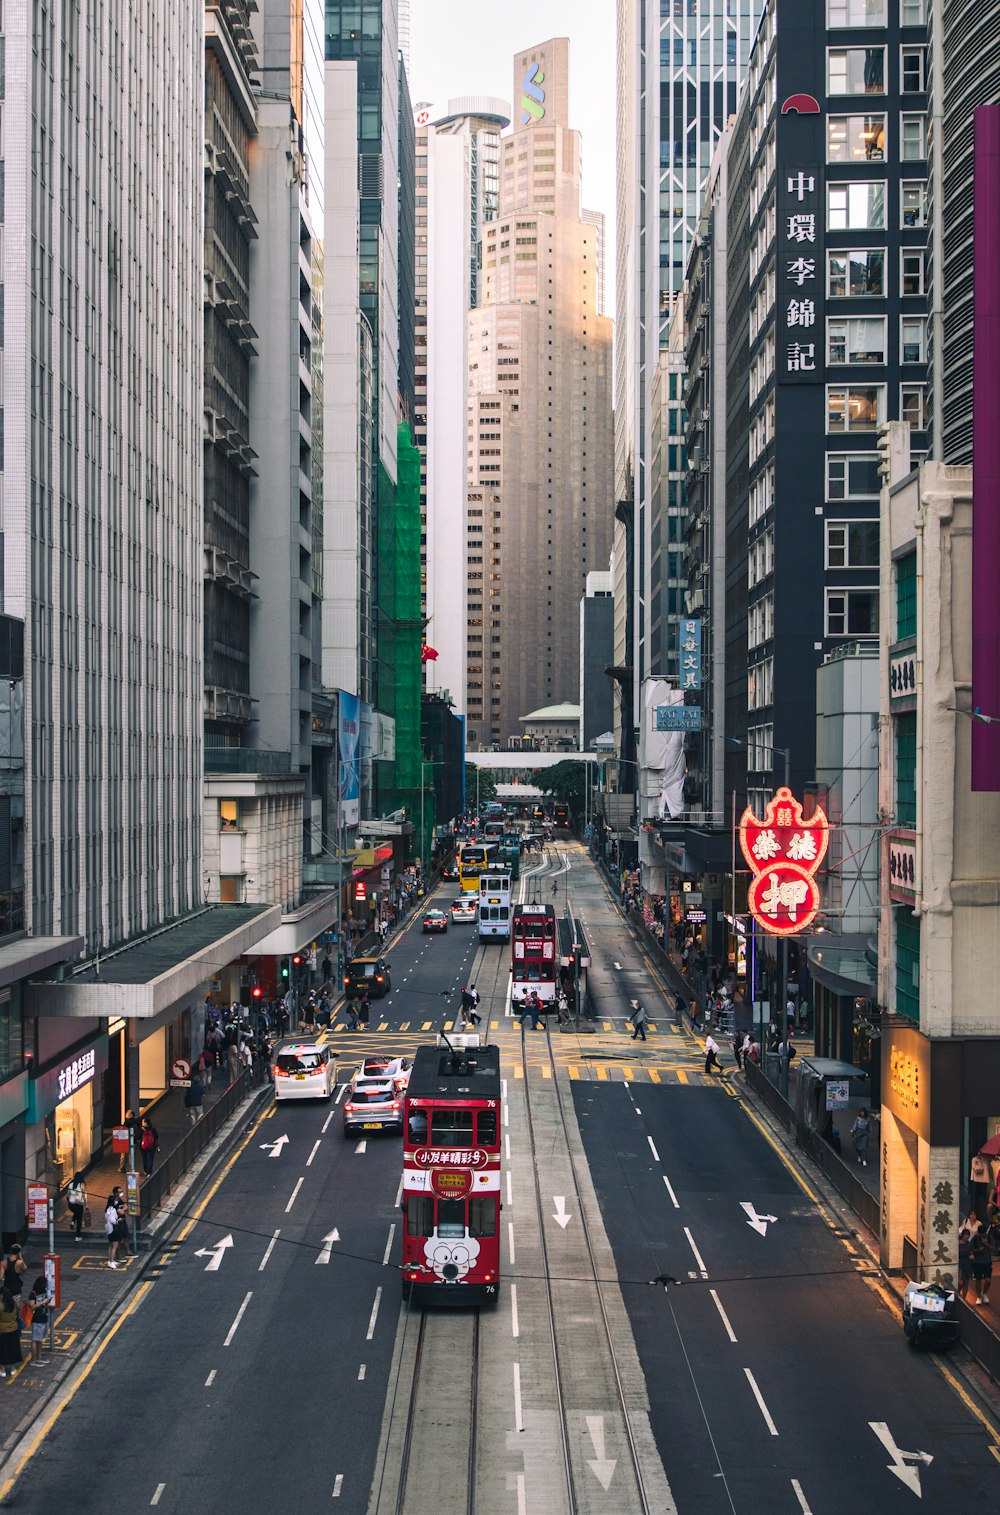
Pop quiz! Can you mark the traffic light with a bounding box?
[292,953,304,971]
[251,985,263,1000]
[280,958,290,981]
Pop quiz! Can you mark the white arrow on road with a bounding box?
[740,1201,778,1237]
[260,1134,289,1158]
[315,1229,341,1266]
[194,1235,234,1272]
[613,961,623,970]
[552,1196,572,1229]
[585,1416,617,1491]
[869,1422,933,1497]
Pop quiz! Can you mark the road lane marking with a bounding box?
[513,1360,523,1430]
[422,1021,432,1030]
[366,1287,382,1341]
[324,1106,338,1129]
[177,1101,273,1243]
[505,1133,511,1160]
[400,1022,409,1030]
[684,1227,708,1278]
[662,1174,680,1208]
[516,1473,526,1515]
[647,1136,660,1162]
[744,1369,779,1436]
[258,1229,281,1271]
[506,1171,513,1207]
[224,1292,253,1348]
[205,1370,216,1387]
[382,1224,396,1266]
[395,1176,404,1207]
[511,1283,519,1339]
[709,1289,738,1343]
[285,1177,305,1213]
[151,1485,165,1506]
[791,1480,814,1514]
[508,1222,516,1265]
[677,1070,689,1084]
[332,1473,344,1497]
[356,1140,367,1154]
[307,1140,321,1166]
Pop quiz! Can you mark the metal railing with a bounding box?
[956,1299,1000,1383]
[137,1069,264,1220]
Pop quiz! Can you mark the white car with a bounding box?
[451,898,477,923]
[272,1039,337,1101]
[357,1055,413,1093]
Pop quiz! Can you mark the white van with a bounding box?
[272,1038,337,1101]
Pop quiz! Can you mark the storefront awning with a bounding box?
[0,935,84,991]
[807,937,877,998]
[25,904,280,1020]
[244,890,341,957]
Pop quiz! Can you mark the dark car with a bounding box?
[343,956,392,998]
[422,909,449,934]
[441,861,459,881]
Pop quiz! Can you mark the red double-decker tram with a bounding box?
[511,902,558,1002]
[401,1040,501,1306]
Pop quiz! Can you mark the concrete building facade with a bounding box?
[465,37,613,748]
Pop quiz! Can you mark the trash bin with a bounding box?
[902,1281,959,1349]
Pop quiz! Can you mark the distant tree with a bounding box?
[466,762,497,810]
[537,761,587,808]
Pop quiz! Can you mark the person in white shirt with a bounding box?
[704,1034,722,1075]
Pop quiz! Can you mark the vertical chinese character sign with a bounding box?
[680,618,702,692]
[739,787,830,936]
[779,166,823,386]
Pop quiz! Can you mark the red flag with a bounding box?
[421,645,439,662]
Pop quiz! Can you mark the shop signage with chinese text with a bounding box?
[740,787,830,937]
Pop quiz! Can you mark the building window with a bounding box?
[900,181,926,227]
[827,248,885,297]
[827,385,884,431]
[827,47,885,95]
[900,0,925,24]
[900,114,926,161]
[895,711,917,826]
[900,45,926,92]
[900,249,927,296]
[900,383,928,430]
[828,114,886,163]
[827,316,886,365]
[896,549,917,638]
[826,588,879,636]
[828,0,886,23]
[900,316,926,363]
[828,181,886,229]
[825,520,880,568]
[220,876,243,904]
[219,800,240,832]
[895,905,920,1022]
[827,452,882,498]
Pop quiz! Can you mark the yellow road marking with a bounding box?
[930,1356,1000,1445]
[54,1302,74,1326]
[648,1023,657,1032]
[736,1097,822,1206]
[595,1064,608,1081]
[377,1022,388,1031]
[990,1444,1000,1465]
[648,1069,661,1083]
[541,1064,552,1078]
[567,1065,579,1080]
[0,1279,155,1501]
[621,1066,634,1081]
[603,1021,612,1032]
[422,1021,432,1030]
[400,1022,410,1031]
[677,1070,689,1084]
[514,1065,523,1079]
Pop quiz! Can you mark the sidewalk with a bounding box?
[0,1078,272,1460]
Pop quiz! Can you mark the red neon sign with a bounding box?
[739,787,829,937]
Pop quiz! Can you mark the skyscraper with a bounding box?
[614,0,761,764]
[415,96,510,716]
[465,38,613,748]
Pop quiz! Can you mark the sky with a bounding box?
[408,0,617,294]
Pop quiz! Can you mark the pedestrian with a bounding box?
[850,1108,871,1167]
[514,990,530,1027]
[199,1043,215,1089]
[27,1276,51,1366]
[469,985,481,1024]
[529,992,544,1031]
[630,1003,648,1041]
[704,1034,722,1075]
[970,1151,991,1220]
[345,999,360,1031]
[112,1186,133,1257]
[0,1287,21,1378]
[139,1116,158,1178]
[786,996,796,1032]
[958,1227,973,1301]
[240,1039,253,1075]
[68,1171,88,1242]
[746,1037,761,1066]
[970,1223,993,1307]
[322,954,333,981]
[184,1074,205,1125]
[3,1245,26,1318]
[118,1108,139,1173]
[460,986,474,1020]
[731,1028,743,1070]
[227,1036,240,1085]
[105,1198,121,1269]
[556,989,570,1025]
[688,1000,699,1033]
[359,994,370,1030]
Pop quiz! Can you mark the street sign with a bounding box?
[112,1126,130,1154]
[826,1079,850,1111]
[43,1254,60,1309]
[171,1057,191,1080]
[27,1185,48,1231]
[170,1078,192,1088]
[126,1171,140,1216]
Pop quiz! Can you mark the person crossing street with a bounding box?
[704,1034,722,1075]
[630,1003,648,1041]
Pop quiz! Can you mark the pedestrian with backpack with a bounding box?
[139,1117,158,1178]
[27,1276,51,1366]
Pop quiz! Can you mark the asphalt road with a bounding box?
[573,1077,1000,1513]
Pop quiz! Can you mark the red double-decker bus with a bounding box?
[511,902,558,1002]
[401,1040,501,1306]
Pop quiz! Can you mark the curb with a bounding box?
[0,1081,273,1485]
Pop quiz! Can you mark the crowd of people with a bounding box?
[0,1244,55,1377]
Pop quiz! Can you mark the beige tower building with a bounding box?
[464,37,613,749]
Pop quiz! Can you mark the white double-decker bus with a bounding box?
[478,872,512,941]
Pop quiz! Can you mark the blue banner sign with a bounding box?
[655,706,702,732]
[680,618,702,691]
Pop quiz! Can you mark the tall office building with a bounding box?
[614,0,760,769]
[726,0,930,810]
[415,97,509,715]
[465,38,613,748]
[925,0,994,462]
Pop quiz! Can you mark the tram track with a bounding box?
[387,1306,481,1515]
[518,839,653,1515]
